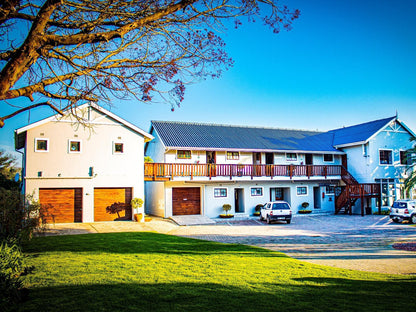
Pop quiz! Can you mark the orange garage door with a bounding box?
[94,188,132,221]
[172,187,201,215]
[39,188,82,223]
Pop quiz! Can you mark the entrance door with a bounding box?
[234,188,244,213]
[265,153,274,165]
[305,154,313,165]
[270,188,284,201]
[313,186,321,209]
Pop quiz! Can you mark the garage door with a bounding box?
[94,188,132,221]
[172,187,200,215]
[39,188,82,223]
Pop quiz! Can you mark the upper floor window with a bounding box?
[251,187,263,196]
[113,142,124,154]
[323,154,333,162]
[35,138,49,152]
[400,151,408,165]
[227,151,239,160]
[68,140,81,153]
[286,153,297,161]
[379,150,392,165]
[177,150,191,159]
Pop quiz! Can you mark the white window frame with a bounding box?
[34,138,49,152]
[323,154,334,163]
[250,187,263,197]
[399,150,407,166]
[227,151,240,160]
[362,143,369,157]
[325,185,335,194]
[68,139,82,153]
[214,188,228,198]
[296,186,308,196]
[113,141,124,154]
[286,153,297,162]
[379,149,393,165]
[177,150,191,159]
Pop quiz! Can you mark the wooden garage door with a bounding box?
[172,187,200,215]
[94,188,132,221]
[39,188,82,223]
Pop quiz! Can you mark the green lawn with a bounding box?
[15,232,415,312]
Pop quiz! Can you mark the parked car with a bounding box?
[390,199,416,224]
[260,201,292,224]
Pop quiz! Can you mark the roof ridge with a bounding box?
[328,116,396,132]
[151,120,323,133]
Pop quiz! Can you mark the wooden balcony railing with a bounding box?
[144,163,342,181]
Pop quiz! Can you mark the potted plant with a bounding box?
[299,202,312,214]
[219,204,234,218]
[253,204,263,216]
[131,198,144,222]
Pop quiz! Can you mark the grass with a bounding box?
[13,232,416,312]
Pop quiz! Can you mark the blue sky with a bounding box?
[1,0,416,160]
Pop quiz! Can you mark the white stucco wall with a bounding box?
[22,106,149,222]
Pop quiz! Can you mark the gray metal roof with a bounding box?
[329,116,396,147]
[151,121,342,153]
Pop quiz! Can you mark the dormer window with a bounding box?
[35,138,49,152]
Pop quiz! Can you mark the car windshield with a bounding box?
[272,203,290,210]
[392,202,407,208]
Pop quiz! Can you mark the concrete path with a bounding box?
[44,214,416,275]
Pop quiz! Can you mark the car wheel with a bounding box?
[410,214,416,224]
[286,219,291,224]
[266,215,271,224]
[259,214,263,221]
[392,218,400,223]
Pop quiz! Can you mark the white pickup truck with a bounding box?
[259,201,292,224]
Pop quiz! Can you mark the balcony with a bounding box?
[144,163,342,181]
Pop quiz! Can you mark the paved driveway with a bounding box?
[45,214,416,275]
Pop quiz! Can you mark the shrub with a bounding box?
[0,189,46,244]
[0,240,27,307]
[255,204,263,212]
[222,204,232,216]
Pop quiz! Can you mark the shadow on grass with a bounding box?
[15,278,416,312]
[22,232,283,257]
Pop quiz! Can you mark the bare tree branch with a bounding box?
[0,0,300,127]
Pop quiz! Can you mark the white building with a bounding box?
[15,103,153,223]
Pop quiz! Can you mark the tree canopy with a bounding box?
[0,0,299,127]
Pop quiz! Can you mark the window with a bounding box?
[35,138,49,152]
[114,142,124,154]
[379,150,392,165]
[68,140,81,153]
[400,151,407,165]
[297,186,308,196]
[214,188,227,198]
[177,150,191,159]
[227,151,239,160]
[251,187,263,196]
[375,178,396,207]
[323,154,333,162]
[286,153,297,161]
[325,186,335,194]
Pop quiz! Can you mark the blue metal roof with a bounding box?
[151,121,342,153]
[329,116,396,146]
